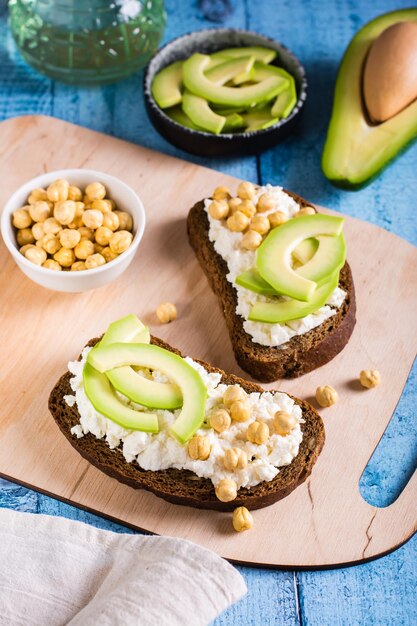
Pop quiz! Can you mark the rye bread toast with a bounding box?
[49,336,325,512]
[187,193,356,382]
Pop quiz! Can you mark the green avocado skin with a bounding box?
[322,8,417,189]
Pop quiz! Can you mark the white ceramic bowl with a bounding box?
[1,169,146,293]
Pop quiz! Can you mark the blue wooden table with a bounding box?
[0,1,416,624]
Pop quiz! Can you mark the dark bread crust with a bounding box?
[48,336,325,512]
[187,195,356,382]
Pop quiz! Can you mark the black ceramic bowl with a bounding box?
[144,29,307,157]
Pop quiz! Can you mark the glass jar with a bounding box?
[8,0,166,85]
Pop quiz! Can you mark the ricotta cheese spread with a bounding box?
[66,347,303,490]
[205,184,346,347]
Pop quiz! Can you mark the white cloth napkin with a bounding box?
[0,508,246,626]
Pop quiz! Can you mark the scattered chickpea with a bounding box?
[29,201,50,223]
[71,261,86,271]
[85,253,106,270]
[47,180,69,203]
[41,233,60,255]
[102,211,120,231]
[95,226,113,246]
[237,181,256,200]
[54,200,76,225]
[91,199,113,213]
[228,197,242,213]
[316,385,338,407]
[54,247,75,267]
[246,420,269,444]
[238,200,256,219]
[215,478,237,502]
[17,228,35,246]
[250,214,270,235]
[210,409,231,433]
[241,229,262,250]
[82,209,103,230]
[227,210,250,232]
[109,230,133,254]
[230,400,251,423]
[359,370,381,389]
[212,185,231,201]
[85,181,106,201]
[208,199,229,220]
[269,211,288,228]
[67,186,83,201]
[78,226,95,241]
[28,188,47,204]
[43,217,62,235]
[223,385,246,409]
[257,193,275,212]
[296,206,316,217]
[188,435,211,461]
[12,208,32,229]
[114,210,133,231]
[25,246,46,266]
[59,228,81,249]
[42,259,62,271]
[223,447,248,471]
[74,239,95,260]
[273,411,297,436]
[102,246,118,263]
[156,302,177,324]
[232,506,254,532]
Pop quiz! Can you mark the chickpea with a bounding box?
[237,181,256,200]
[273,411,297,436]
[47,180,69,202]
[109,230,133,254]
[85,181,106,201]
[16,228,35,246]
[296,206,316,217]
[42,259,62,271]
[25,246,47,266]
[53,247,75,267]
[28,188,47,204]
[224,447,248,471]
[83,194,92,208]
[102,211,120,232]
[32,222,45,240]
[43,217,62,235]
[246,420,269,444]
[228,197,242,213]
[67,215,84,229]
[59,228,81,249]
[215,478,237,502]
[85,253,106,269]
[238,200,256,219]
[269,211,288,228]
[114,210,133,231]
[230,400,251,423]
[54,200,76,225]
[67,185,83,201]
[74,201,85,216]
[209,409,231,433]
[156,302,177,324]
[12,207,32,229]
[359,369,381,389]
[188,435,211,461]
[226,211,250,232]
[36,240,44,248]
[95,226,113,246]
[223,385,246,409]
[257,193,275,212]
[241,230,262,250]
[232,506,254,532]
[94,243,105,254]
[29,201,51,223]
[208,199,229,220]
[74,239,95,260]
[41,233,60,255]
[250,214,270,235]
[78,226,95,241]
[212,185,231,201]
[71,261,86,271]
[102,246,118,263]
[315,385,338,407]
[91,199,113,213]
[82,209,103,230]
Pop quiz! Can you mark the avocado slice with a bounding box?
[242,107,279,131]
[252,61,293,84]
[292,238,318,265]
[205,56,255,85]
[322,8,417,189]
[182,91,226,134]
[165,105,203,131]
[248,272,339,323]
[151,60,183,109]
[271,78,297,118]
[83,363,159,433]
[257,214,344,301]
[210,46,277,64]
[88,343,207,444]
[183,54,286,107]
[99,314,150,347]
[232,67,256,86]
[223,113,245,132]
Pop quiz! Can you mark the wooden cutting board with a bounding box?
[0,115,415,568]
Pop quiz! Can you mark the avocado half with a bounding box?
[322,8,417,189]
